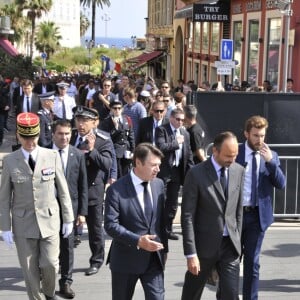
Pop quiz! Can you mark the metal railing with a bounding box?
[205,143,300,218]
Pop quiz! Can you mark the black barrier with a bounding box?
[187,91,300,218]
[187,91,300,149]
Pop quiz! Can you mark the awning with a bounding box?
[127,51,163,70]
[174,4,193,19]
[0,37,18,56]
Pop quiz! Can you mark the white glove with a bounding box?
[2,231,14,248]
[62,222,73,238]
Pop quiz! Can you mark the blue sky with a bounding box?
[82,0,148,39]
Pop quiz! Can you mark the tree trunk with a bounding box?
[30,17,35,62]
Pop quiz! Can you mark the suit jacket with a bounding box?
[0,147,74,238]
[236,143,286,231]
[155,123,194,184]
[136,116,169,145]
[37,108,53,148]
[64,145,88,217]
[16,93,41,116]
[181,158,244,259]
[70,130,112,205]
[33,82,55,95]
[100,114,135,158]
[104,174,168,274]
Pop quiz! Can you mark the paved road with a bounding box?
[1,222,300,300]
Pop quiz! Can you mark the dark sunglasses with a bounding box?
[112,107,122,110]
[175,117,184,122]
[154,109,164,113]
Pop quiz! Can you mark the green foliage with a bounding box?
[0,51,38,79]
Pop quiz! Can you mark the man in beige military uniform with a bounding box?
[0,112,74,300]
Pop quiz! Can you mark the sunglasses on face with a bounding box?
[154,109,164,113]
[112,107,122,110]
[175,117,184,122]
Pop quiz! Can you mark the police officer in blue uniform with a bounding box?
[100,99,135,178]
[37,91,55,148]
[70,106,112,276]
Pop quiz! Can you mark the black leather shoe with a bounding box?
[85,266,99,276]
[45,295,58,300]
[74,235,81,247]
[59,283,75,299]
[168,232,179,240]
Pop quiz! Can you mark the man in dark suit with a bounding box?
[155,108,194,240]
[33,77,55,95]
[70,106,112,276]
[52,119,88,299]
[236,115,286,300]
[16,79,41,116]
[181,131,244,300]
[136,100,169,146]
[104,143,168,300]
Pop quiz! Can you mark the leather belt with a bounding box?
[243,206,258,212]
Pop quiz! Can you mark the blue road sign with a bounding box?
[220,39,233,61]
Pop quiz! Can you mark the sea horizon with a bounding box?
[81,36,141,49]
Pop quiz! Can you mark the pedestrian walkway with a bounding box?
[1,222,300,299]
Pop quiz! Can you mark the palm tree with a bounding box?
[0,2,30,44]
[35,21,61,59]
[80,12,90,37]
[80,0,111,43]
[16,0,53,61]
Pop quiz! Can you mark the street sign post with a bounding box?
[220,39,233,61]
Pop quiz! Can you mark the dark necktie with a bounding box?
[141,181,153,224]
[220,167,227,199]
[58,149,65,174]
[26,96,30,112]
[28,154,35,171]
[77,137,83,149]
[62,99,66,119]
[251,152,258,206]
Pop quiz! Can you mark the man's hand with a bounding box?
[176,134,184,144]
[76,215,85,226]
[2,231,14,248]
[85,132,96,151]
[187,256,200,275]
[260,143,273,162]
[138,235,164,252]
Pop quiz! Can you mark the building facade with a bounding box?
[173,0,300,91]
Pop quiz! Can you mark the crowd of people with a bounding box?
[0,73,286,300]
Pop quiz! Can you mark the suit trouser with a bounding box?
[59,229,74,286]
[86,203,105,268]
[164,166,181,232]
[14,234,59,300]
[181,237,240,300]
[242,209,265,300]
[111,253,164,300]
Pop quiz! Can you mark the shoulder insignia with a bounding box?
[96,130,109,140]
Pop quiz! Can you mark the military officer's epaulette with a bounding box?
[37,109,46,116]
[95,129,110,140]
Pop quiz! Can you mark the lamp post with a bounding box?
[85,39,94,72]
[101,13,111,38]
[277,0,293,92]
[131,35,136,49]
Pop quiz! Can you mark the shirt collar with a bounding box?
[53,144,69,153]
[130,169,146,187]
[21,146,39,161]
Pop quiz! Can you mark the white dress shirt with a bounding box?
[53,94,76,120]
[130,170,153,213]
[243,142,260,207]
